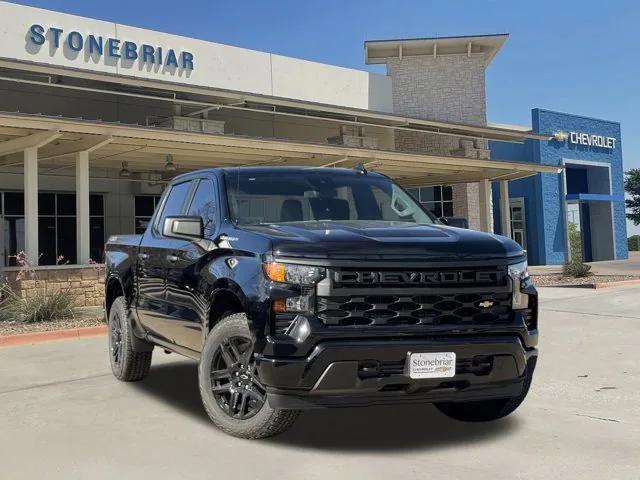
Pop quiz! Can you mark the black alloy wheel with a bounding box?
[107,296,153,382]
[198,312,299,438]
[109,306,123,367]
[210,336,267,420]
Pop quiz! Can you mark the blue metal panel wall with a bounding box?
[490,139,542,265]
[534,109,627,262]
[489,108,628,264]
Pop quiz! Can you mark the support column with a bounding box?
[76,150,90,264]
[478,179,493,233]
[500,180,512,239]
[24,147,39,264]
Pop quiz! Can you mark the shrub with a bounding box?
[567,222,583,262]
[562,262,592,278]
[0,284,76,323]
[628,235,640,252]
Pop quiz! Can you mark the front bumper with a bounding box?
[256,335,537,409]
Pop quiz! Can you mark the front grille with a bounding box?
[332,266,507,290]
[317,292,512,327]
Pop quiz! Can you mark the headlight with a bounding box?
[263,261,325,285]
[508,260,529,309]
[508,260,529,281]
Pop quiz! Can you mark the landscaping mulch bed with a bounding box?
[0,310,104,337]
[532,274,640,288]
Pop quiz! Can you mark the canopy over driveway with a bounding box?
[0,112,559,186]
[0,112,560,264]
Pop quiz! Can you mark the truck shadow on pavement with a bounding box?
[133,360,521,452]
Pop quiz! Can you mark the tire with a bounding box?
[108,296,152,382]
[198,312,299,439]
[435,360,535,422]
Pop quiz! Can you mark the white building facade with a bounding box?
[0,2,558,297]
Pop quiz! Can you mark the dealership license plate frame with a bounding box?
[406,351,456,379]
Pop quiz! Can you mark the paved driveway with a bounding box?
[1,286,639,479]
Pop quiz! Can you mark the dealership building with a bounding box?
[0,2,628,302]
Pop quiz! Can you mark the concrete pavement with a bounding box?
[1,285,639,479]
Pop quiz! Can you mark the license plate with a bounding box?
[407,352,456,379]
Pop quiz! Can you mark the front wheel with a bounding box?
[435,360,535,422]
[198,313,299,439]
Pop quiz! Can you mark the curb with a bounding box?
[0,325,107,347]
[537,279,640,289]
[591,279,640,289]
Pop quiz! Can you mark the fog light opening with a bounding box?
[285,315,311,342]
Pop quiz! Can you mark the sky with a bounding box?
[14,0,640,235]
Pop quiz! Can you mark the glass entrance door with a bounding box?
[509,198,527,249]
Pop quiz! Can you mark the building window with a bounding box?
[1,192,24,267]
[135,195,162,234]
[1,192,104,266]
[406,186,453,218]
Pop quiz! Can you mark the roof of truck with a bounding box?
[172,165,387,181]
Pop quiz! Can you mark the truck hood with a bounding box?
[239,221,524,261]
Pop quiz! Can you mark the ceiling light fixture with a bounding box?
[165,154,177,172]
[119,161,131,178]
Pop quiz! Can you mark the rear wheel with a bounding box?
[198,313,299,439]
[435,360,535,422]
[108,296,152,382]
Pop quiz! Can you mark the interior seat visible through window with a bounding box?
[309,198,350,220]
[280,199,303,222]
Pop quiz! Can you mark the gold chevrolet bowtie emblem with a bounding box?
[478,300,494,308]
[553,130,568,142]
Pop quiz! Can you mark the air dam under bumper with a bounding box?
[257,336,537,410]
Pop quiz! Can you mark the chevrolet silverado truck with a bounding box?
[104,166,538,439]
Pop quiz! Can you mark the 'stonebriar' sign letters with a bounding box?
[28,24,194,70]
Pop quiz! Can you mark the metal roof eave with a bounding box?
[0,112,561,186]
[0,58,550,143]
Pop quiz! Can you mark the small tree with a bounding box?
[563,221,592,278]
[625,169,640,225]
[567,222,583,262]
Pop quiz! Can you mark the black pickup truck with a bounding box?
[104,166,538,439]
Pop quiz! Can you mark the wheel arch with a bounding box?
[105,275,126,317]
[208,288,246,332]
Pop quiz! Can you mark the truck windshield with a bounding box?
[224,170,434,225]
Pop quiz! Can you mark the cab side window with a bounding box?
[187,179,218,237]
[157,180,193,233]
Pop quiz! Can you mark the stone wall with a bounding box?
[3,265,105,308]
[387,54,487,125]
[386,53,492,231]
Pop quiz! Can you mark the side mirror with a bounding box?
[163,216,203,240]
[438,217,449,225]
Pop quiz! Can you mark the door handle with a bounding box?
[166,254,179,263]
[139,252,149,260]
